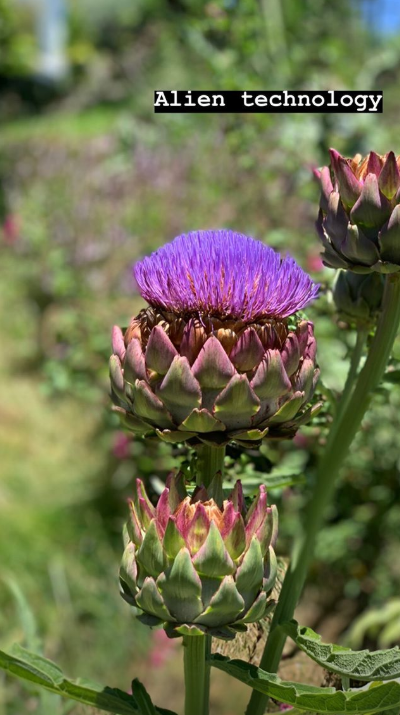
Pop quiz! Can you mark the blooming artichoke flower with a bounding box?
[110,230,319,447]
[333,271,384,326]
[120,474,278,638]
[316,149,400,273]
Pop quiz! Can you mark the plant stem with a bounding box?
[342,676,351,691]
[195,444,225,489]
[183,635,206,715]
[246,273,400,715]
[203,634,212,715]
[331,327,368,433]
[191,443,226,715]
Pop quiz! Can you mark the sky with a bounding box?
[361,0,400,34]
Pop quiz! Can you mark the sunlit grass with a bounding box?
[0,106,128,147]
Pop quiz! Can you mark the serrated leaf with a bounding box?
[210,654,400,713]
[283,620,400,681]
[0,646,176,715]
[131,679,158,715]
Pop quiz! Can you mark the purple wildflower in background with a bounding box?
[134,230,319,321]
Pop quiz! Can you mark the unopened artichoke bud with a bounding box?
[120,474,278,639]
[315,149,400,273]
[110,230,320,446]
[333,271,384,325]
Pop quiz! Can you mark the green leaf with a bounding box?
[131,679,158,715]
[223,471,305,493]
[383,369,400,384]
[380,618,400,649]
[283,620,400,681]
[210,654,400,713]
[2,577,41,652]
[0,645,176,715]
[347,601,400,649]
[260,472,306,489]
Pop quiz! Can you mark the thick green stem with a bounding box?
[246,273,400,715]
[195,444,225,489]
[331,327,368,433]
[191,444,226,715]
[183,635,206,715]
[203,635,212,715]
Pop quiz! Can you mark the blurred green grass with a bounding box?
[0,107,124,144]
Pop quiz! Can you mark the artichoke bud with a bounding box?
[110,231,321,446]
[119,474,278,639]
[315,149,400,273]
[333,270,384,326]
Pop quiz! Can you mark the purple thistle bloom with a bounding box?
[134,230,319,321]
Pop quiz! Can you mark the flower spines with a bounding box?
[134,230,318,322]
[110,312,320,446]
[316,149,400,272]
[120,476,278,638]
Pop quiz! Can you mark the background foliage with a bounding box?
[1,0,400,712]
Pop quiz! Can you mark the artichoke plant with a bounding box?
[120,474,278,639]
[110,230,320,447]
[333,271,384,326]
[316,149,400,273]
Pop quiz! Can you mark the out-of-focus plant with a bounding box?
[346,599,400,649]
[0,0,36,78]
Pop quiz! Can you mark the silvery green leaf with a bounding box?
[283,620,400,681]
[211,654,400,713]
[0,645,176,715]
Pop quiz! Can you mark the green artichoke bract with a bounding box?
[316,149,400,273]
[120,474,278,639]
[110,230,320,447]
[333,271,384,326]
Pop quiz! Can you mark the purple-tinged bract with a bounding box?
[120,474,278,639]
[134,230,319,321]
[315,149,400,273]
[333,270,384,326]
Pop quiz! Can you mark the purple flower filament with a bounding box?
[134,230,319,321]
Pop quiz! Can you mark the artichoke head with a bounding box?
[110,307,320,448]
[333,270,384,326]
[120,474,278,639]
[316,149,400,273]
